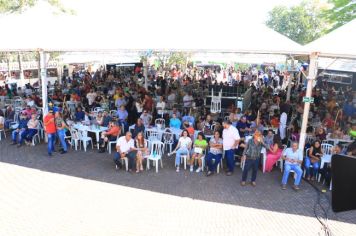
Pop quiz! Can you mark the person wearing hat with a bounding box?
[241,131,267,186]
[43,109,57,156]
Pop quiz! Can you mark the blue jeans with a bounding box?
[225,149,235,172]
[118,120,128,134]
[114,151,137,170]
[12,129,25,143]
[47,133,56,155]
[282,163,303,185]
[206,153,222,172]
[57,129,67,152]
[19,129,37,144]
[242,158,260,182]
[304,157,319,178]
[175,148,189,167]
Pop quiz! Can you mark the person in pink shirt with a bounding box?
[265,135,283,172]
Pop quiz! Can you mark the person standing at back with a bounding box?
[222,120,240,176]
[43,109,56,156]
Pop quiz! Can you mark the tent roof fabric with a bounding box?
[305,19,356,59]
[0,2,307,55]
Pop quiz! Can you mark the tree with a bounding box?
[266,0,329,45]
[0,0,73,14]
[323,0,356,31]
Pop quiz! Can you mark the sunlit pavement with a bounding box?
[0,139,355,236]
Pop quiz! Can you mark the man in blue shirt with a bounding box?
[117,105,128,133]
[343,99,355,120]
[102,111,112,127]
[281,142,303,190]
[75,107,85,122]
[11,113,28,145]
[236,116,251,137]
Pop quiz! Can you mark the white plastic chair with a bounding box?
[108,135,119,154]
[210,89,222,114]
[78,130,93,152]
[145,141,164,173]
[0,126,6,140]
[146,129,160,141]
[163,131,174,153]
[70,129,80,151]
[155,118,165,129]
[317,143,333,182]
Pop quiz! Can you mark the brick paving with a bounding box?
[0,138,355,236]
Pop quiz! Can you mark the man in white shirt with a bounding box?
[222,120,240,176]
[86,89,97,107]
[114,132,136,171]
[279,111,287,140]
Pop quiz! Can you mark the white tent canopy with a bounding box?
[305,19,356,59]
[0,1,306,55]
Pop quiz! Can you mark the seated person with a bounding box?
[236,116,251,137]
[265,135,283,172]
[75,107,85,122]
[270,115,280,128]
[18,114,39,147]
[114,131,136,171]
[281,142,303,190]
[305,140,323,181]
[11,112,29,145]
[171,129,192,172]
[116,105,129,132]
[99,121,121,153]
[102,111,112,127]
[182,114,195,127]
[348,123,356,139]
[132,118,145,138]
[169,113,181,129]
[134,131,148,173]
[95,111,104,126]
[183,121,194,137]
[140,110,152,128]
[205,131,223,176]
[190,132,208,173]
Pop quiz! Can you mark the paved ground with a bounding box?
[0,137,355,236]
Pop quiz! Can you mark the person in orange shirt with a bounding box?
[270,115,280,128]
[183,121,195,138]
[99,121,121,153]
[43,109,57,156]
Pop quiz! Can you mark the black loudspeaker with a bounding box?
[331,154,356,212]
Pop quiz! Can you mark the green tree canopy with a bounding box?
[0,0,73,14]
[323,0,356,31]
[266,1,328,45]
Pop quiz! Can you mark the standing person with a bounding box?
[206,131,223,176]
[241,131,267,186]
[222,120,240,176]
[55,111,69,154]
[43,109,56,156]
[279,111,287,141]
[281,142,303,190]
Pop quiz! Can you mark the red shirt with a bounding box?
[44,114,56,134]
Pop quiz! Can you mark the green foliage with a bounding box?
[323,0,356,31]
[0,0,74,14]
[266,1,328,45]
[266,0,355,45]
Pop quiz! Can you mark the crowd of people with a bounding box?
[1,63,355,190]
